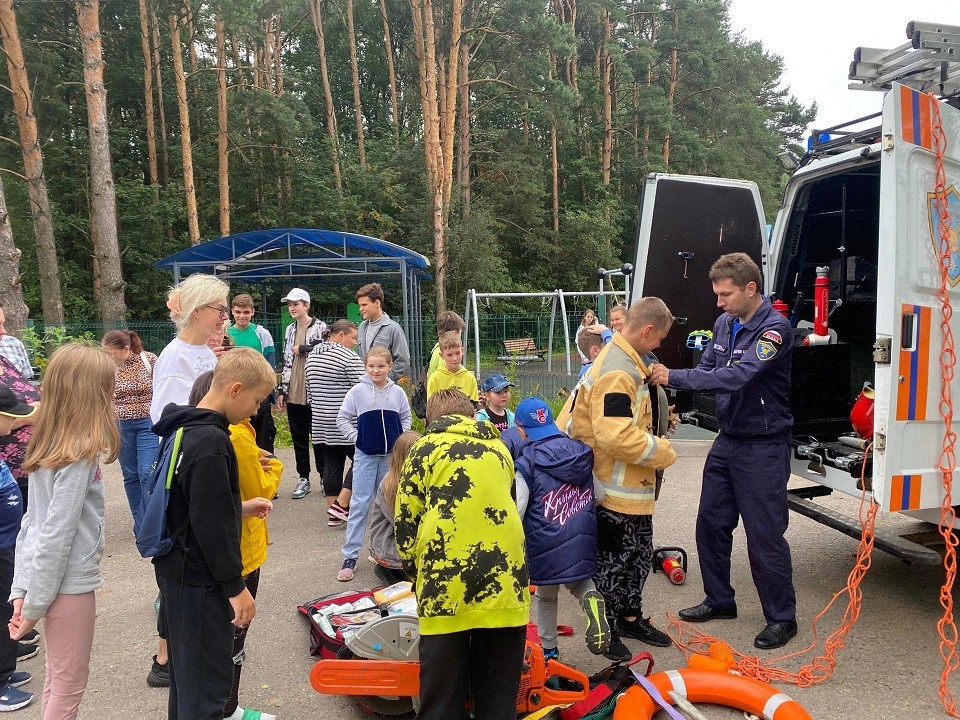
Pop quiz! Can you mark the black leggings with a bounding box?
[287,403,321,480]
[315,444,354,496]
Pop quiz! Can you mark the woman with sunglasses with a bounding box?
[145,272,230,690]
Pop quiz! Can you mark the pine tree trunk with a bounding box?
[169,9,199,244]
[378,0,399,148]
[151,7,170,187]
[551,124,559,237]
[216,15,230,237]
[345,0,365,167]
[263,5,274,92]
[0,175,28,333]
[77,0,126,322]
[457,41,469,217]
[0,0,63,325]
[137,0,159,195]
[273,10,283,95]
[600,10,612,186]
[642,16,655,163]
[410,0,463,313]
[663,9,679,169]
[309,0,342,192]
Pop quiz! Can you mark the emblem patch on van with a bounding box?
[927,185,960,286]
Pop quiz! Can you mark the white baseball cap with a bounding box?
[281,288,310,304]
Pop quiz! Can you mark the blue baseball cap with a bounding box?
[481,374,515,393]
[515,397,562,441]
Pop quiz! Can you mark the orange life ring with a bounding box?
[612,667,812,720]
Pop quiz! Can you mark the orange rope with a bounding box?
[667,94,960,711]
[930,96,960,719]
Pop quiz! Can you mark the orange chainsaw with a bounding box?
[310,614,589,716]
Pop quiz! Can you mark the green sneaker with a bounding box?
[581,589,611,655]
[224,708,276,720]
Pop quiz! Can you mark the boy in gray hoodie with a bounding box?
[356,282,410,381]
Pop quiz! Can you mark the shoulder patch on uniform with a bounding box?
[603,392,633,418]
[762,330,783,345]
[757,340,778,361]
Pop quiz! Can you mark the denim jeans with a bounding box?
[342,449,390,561]
[119,416,159,532]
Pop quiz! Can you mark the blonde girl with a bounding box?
[608,304,627,333]
[10,344,120,720]
[369,430,421,585]
[150,273,231,424]
[575,309,598,363]
[335,346,412,581]
[148,272,230,688]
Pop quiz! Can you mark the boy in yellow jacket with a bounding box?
[557,297,677,661]
[396,389,528,720]
[190,371,283,720]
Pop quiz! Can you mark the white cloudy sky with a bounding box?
[726,1,952,138]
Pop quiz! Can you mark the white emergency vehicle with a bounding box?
[630,21,960,563]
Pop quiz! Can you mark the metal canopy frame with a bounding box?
[155,229,430,373]
[464,287,628,376]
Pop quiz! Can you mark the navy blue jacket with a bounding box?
[669,298,793,438]
[512,434,597,585]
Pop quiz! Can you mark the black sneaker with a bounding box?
[15,643,37,661]
[146,655,170,687]
[616,617,672,648]
[602,635,632,662]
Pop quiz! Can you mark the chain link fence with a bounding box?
[21,314,590,399]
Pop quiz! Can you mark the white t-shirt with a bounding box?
[150,338,217,423]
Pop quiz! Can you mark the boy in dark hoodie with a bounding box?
[152,347,276,720]
[502,397,610,661]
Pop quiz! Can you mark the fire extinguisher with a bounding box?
[653,546,687,585]
[813,266,830,337]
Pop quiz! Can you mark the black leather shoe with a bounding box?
[678,602,738,623]
[754,620,798,650]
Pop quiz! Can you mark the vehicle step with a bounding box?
[787,491,942,565]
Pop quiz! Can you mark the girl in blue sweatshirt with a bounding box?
[335,346,412,581]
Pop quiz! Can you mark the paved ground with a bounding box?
[22,438,960,718]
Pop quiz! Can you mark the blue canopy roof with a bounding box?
[155,228,430,283]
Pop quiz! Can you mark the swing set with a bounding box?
[463,264,633,376]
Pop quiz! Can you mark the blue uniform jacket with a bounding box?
[669,298,793,438]
[512,434,597,586]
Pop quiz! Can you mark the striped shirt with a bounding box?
[304,341,363,445]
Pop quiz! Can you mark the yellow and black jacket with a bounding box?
[395,414,530,635]
[556,332,676,516]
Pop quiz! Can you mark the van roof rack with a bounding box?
[802,21,959,164]
[805,114,883,161]
[849,20,960,97]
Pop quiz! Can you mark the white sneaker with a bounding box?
[291,478,311,499]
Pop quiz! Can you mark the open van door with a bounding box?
[873,85,960,518]
[632,174,767,417]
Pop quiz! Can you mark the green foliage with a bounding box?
[19,325,96,375]
[273,409,292,449]
[0,0,815,322]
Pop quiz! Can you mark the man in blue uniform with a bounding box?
[649,252,797,649]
